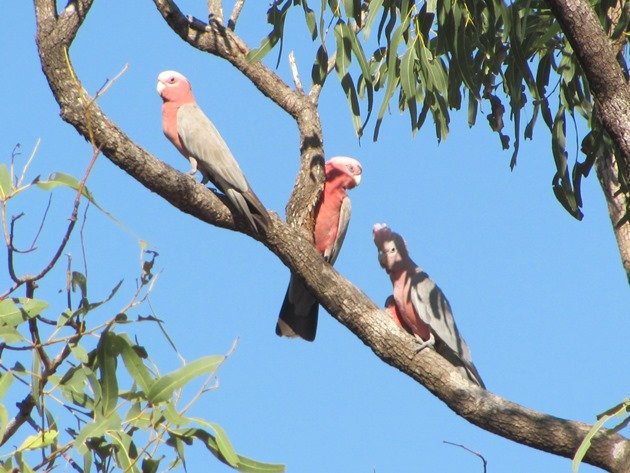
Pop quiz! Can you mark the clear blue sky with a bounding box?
[3,2,629,472]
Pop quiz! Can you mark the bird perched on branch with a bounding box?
[276,156,363,341]
[157,70,269,232]
[374,224,485,387]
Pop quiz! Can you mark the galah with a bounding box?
[157,70,269,232]
[276,157,363,341]
[373,224,485,387]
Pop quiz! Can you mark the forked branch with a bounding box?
[31,0,630,471]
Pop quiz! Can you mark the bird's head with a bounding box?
[325,156,363,189]
[156,70,194,104]
[373,223,409,273]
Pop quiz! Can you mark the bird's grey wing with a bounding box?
[410,272,484,386]
[177,104,248,192]
[324,196,351,265]
[409,270,471,362]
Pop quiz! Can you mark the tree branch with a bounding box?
[546,0,630,178]
[31,1,630,471]
[596,150,630,282]
[228,0,245,30]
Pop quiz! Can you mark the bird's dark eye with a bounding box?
[168,77,176,83]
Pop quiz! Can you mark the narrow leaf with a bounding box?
[17,430,58,452]
[119,334,153,394]
[0,372,13,400]
[147,356,224,404]
[0,164,11,199]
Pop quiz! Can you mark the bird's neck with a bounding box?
[388,260,417,285]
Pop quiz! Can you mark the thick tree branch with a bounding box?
[597,151,630,282]
[32,0,630,471]
[546,0,630,177]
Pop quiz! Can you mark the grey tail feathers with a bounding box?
[226,189,270,232]
[435,340,486,388]
[276,279,318,342]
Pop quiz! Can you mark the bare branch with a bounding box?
[18,139,41,187]
[288,51,304,93]
[443,441,488,473]
[28,194,53,252]
[208,0,223,24]
[228,0,245,30]
[94,63,129,100]
[29,149,99,284]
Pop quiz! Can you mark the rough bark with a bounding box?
[597,152,630,282]
[32,0,630,472]
[545,0,630,282]
[545,0,630,193]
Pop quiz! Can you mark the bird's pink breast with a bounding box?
[162,102,187,156]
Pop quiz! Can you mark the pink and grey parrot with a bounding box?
[157,70,269,232]
[276,157,363,341]
[373,224,485,387]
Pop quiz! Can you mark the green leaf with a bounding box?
[82,449,93,473]
[36,171,95,203]
[0,372,13,400]
[346,26,372,84]
[0,164,12,199]
[17,430,58,452]
[172,428,285,472]
[70,344,90,364]
[14,452,34,473]
[334,21,352,77]
[96,332,122,417]
[109,431,139,473]
[246,1,291,64]
[399,45,417,101]
[573,399,630,472]
[362,0,384,39]
[210,423,240,467]
[75,413,122,455]
[0,326,23,343]
[118,334,153,393]
[142,457,161,473]
[147,356,224,404]
[467,93,478,127]
[300,0,317,40]
[0,298,48,327]
[0,405,8,440]
[311,45,329,87]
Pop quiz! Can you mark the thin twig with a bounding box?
[228,0,245,30]
[443,440,488,473]
[7,213,25,283]
[288,51,304,93]
[28,148,99,284]
[66,253,73,310]
[79,202,90,279]
[27,193,53,252]
[93,64,129,100]
[18,139,41,188]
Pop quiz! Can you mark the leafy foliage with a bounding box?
[249,0,630,219]
[0,150,284,473]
